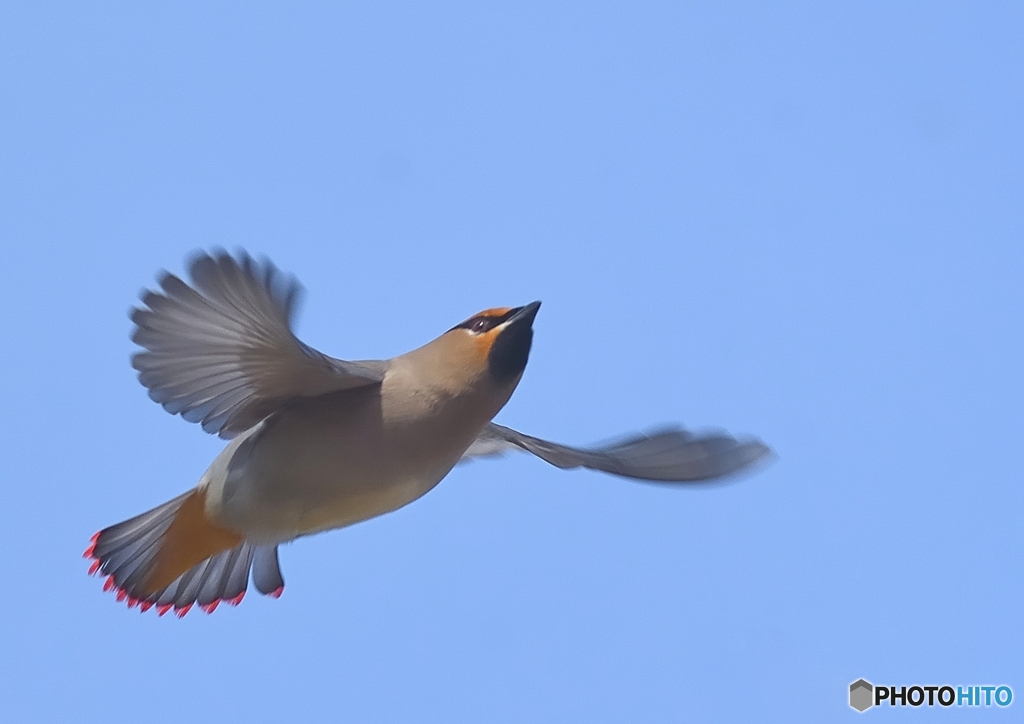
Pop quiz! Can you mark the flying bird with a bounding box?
[85,251,771,616]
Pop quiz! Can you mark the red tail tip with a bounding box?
[200,601,220,614]
[157,603,172,617]
[88,559,101,575]
[226,591,245,606]
[139,601,154,613]
[174,603,193,618]
[269,586,284,598]
[83,533,99,558]
[103,576,116,592]
[115,589,128,602]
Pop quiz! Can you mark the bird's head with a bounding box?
[445,301,541,385]
[393,301,541,416]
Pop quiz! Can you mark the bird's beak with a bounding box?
[503,301,541,329]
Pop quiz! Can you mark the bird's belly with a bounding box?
[292,475,437,537]
[222,451,452,543]
[212,403,466,543]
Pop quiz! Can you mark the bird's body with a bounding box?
[208,358,517,544]
[86,251,770,616]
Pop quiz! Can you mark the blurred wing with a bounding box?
[461,422,772,483]
[131,250,384,438]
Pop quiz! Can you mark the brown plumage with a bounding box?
[86,251,771,616]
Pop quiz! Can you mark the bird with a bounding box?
[85,250,771,616]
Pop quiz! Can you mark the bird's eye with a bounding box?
[471,318,490,333]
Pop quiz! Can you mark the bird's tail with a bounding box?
[85,489,285,616]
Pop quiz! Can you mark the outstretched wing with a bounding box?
[131,250,385,438]
[461,422,771,483]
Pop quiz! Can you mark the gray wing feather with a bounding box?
[131,250,385,438]
[462,422,772,483]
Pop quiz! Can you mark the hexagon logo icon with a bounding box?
[850,679,873,712]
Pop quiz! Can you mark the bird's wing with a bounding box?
[131,250,385,438]
[461,422,771,483]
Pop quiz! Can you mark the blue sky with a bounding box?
[1,3,1020,721]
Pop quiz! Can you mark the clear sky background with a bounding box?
[1,3,1020,722]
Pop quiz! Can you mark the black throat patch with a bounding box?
[488,322,533,382]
